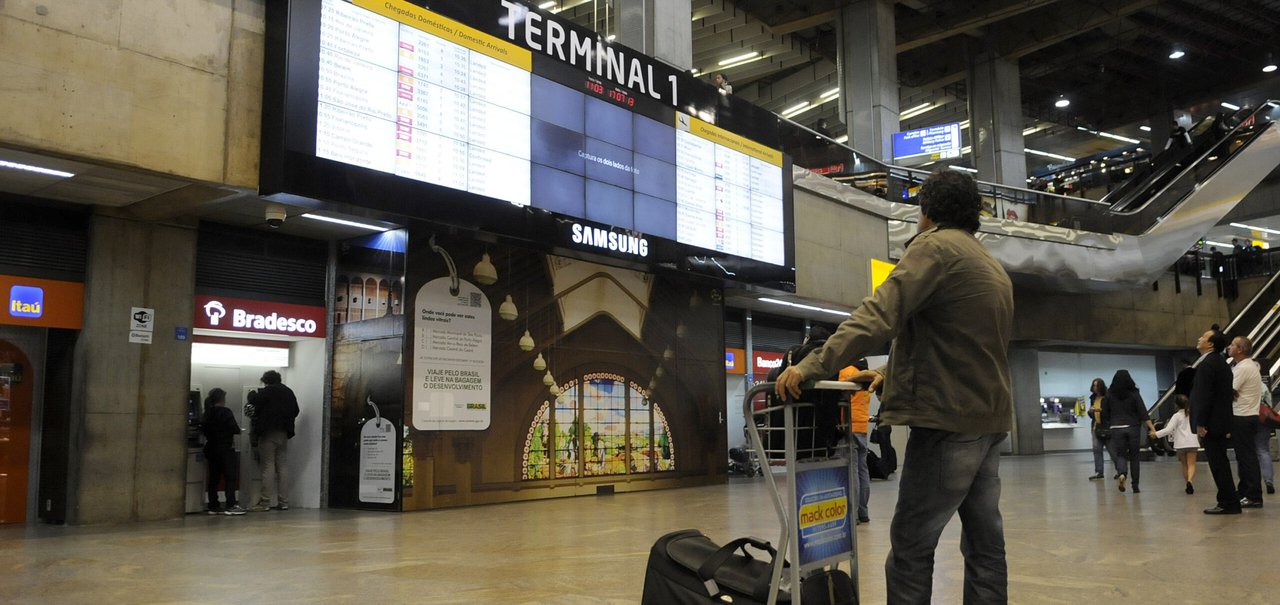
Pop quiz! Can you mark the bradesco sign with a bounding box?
[193,295,326,338]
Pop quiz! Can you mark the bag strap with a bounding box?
[695,536,776,598]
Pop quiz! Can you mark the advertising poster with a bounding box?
[0,375,9,414]
[412,277,493,430]
[794,463,853,567]
[358,413,398,504]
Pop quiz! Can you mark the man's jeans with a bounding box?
[886,428,1007,605]
[1256,427,1274,486]
[256,430,290,507]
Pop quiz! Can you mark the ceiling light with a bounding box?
[1265,64,1278,73]
[1139,125,1152,132]
[1024,148,1076,162]
[0,159,75,178]
[781,101,811,118]
[898,103,934,120]
[301,213,387,231]
[758,297,848,317]
[820,88,840,99]
[717,54,764,70]
[1221,101,1241,111]
[1230,222,1280,235]
[538,1,555,8]
[1098,131,1141,144]
[1205,240,1232,248]
[833,134,849,144]
[958,120,970,130]
[1054,95,1070,108]
[718,51,759,66]
[1169,49,1185,59]
[606,34,616,41]
[950,165,978,173]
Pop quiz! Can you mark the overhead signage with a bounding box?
[8,285,43,319]
[265,0,795,283]
[725,348,746,375]
[892,122,962,165]
[751,351,785,375]
[193,295,328,338]
[0,275,83,329]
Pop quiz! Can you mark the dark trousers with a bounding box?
[1107,426,1142,486]
[1203,434,1240,511]
[205,446,239,510]
[1232,416,1263,502]
[886,428,1007,605]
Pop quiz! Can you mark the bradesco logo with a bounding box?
[196,295,325,337]
[9,285,44,318]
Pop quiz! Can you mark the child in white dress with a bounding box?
[1151,395,1199,494]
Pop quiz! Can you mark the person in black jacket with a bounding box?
[1101,370,1155,493]
[201,388,246,515]
[1192,326,1241,514]
[248,370,300,512]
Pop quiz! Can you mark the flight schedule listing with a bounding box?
[317,0,532,206]
[314,0,788,266]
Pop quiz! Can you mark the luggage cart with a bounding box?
[744,380,862,605]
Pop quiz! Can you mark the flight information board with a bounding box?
[314,0,787,266]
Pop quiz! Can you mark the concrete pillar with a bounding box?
[614,0,692,71]
[67,213,197,524]
[968,52,1027,186]
[1007,348,1043,455]
[837,0,898,162]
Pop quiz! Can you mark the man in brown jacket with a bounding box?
[776,170,1014,604]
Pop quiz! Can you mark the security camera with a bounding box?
[265,204,287,228]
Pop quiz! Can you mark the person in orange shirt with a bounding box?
[839,360,873,524]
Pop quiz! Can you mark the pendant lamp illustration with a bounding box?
[473,252,498,285]
[533,352,546,371]
[499,295,518,321]
[543,369,555,386]
[519,330,535,352]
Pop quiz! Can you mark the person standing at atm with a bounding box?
[248,370,300,512]
[201,388,246,515]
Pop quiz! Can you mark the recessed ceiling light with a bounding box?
[1139,125,1152,132]
[302,213,388,231]
[0,159,75,178]
[1169,49,1186,59]
[1054,95,1070,108]
[718,51,759,66]
[1266,64,1278,73]
[1221,101,1241,110]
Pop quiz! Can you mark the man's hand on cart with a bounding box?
[844,369,884,394]
[774,366,805,401]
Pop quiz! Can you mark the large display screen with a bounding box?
[892,122,962,166]
[266,0,794,276]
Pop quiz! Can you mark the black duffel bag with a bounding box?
[641,529,789,604]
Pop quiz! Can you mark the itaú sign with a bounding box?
[194,295,326,338]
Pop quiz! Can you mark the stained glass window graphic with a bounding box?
[521,372,675,481]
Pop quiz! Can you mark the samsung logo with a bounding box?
[9,285,43,319]
[570,224,648,257]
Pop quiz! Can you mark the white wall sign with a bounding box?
[412,277,492,430]
[128,330,153,344]
[358,416,397,504]
[131,307,155,331]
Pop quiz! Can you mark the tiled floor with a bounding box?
[1,452,1277,604]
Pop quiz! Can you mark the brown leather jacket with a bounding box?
[794,226,1014,434]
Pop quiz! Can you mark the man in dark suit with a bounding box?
[1192,327,1240,514]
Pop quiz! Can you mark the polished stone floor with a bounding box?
[1,452,1278,604]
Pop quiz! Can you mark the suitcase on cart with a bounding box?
[641,529,789,604]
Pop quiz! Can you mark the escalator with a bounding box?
[1102,107,1249,213]
[1147,270,1280,424]
[788,101,1280,288]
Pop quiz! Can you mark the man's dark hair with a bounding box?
[261,370,282,385]
[918,170,982,233]
[807,325,832,343]
[1209,327,1228,353]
